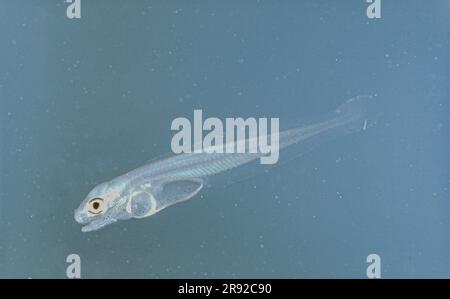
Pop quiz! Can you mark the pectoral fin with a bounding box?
[155,178,204,210]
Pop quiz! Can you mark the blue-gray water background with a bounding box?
[1,0,449,278]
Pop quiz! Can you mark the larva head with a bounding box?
[74,181,131,232]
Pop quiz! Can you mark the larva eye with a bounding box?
[88,198,105,215]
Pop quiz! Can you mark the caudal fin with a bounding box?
[333,95,374,132]
[335,95,372,120]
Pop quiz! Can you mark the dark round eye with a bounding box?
[88,198,104,214]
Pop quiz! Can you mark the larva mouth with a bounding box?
[80,217,117,232]
[74,209,89,224]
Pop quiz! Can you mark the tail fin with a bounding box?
[333,95,374,132]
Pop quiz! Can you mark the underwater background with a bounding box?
[0,0,449,278]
